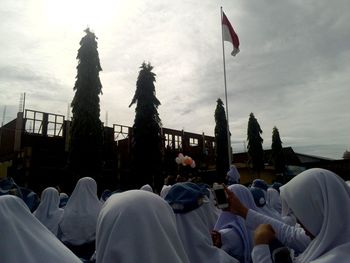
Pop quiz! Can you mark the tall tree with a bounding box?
[129,62,162,189]
[247,113,264,174]
[69,28,103,179]
[271,126,286,174]
[214,98,230,183]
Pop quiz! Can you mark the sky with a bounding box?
[0,0,349,159]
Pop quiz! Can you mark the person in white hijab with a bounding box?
[0,195,82,263]
[267,187,297,226]
[226,164,240,185]
[33,187,64,236]
[266,188,282,214]
[160,184,171,198]
[228,168,350,263]
[165,182,239,263]
[250,187,284,222]
[214,184,255,263]
[96,190,190,263]
[59,192,69,208]
[140,184,153,192]
[59,177,102,258]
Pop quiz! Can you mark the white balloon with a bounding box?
[190,161,196,168]
[175,157,181,164]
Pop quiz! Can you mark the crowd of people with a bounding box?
[1,167,350,262]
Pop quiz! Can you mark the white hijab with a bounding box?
[266,188,282,214]
[0,195,81,263]
[175,201,239,263]
[59,177,102,245]
[140,184,153,192]
[33,187,64,236]
[214,184,255,263]
[281,168,350,263]
[96,190,190,263]
[227,165,240,184]
[160,184,171,198]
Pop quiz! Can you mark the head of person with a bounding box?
[0,195,81,263]
[226,165,240,185]
[39,187,60,206]
[228,184,257,211]
[160,185,171,199]
[252,179,268,192]
[165,182,236,263]
[165,182,206,214]
[60,177,102,246]
[96,190,189,263]
[140,184,153,192]
[280,168,350,262]
[59,193,69,208]
[100,189,112,202]
[266,188,282,213]
[271,182,283,193]
[249,187,266,208]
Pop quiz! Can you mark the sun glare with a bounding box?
[44,0,122,31]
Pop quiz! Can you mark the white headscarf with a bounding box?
[96,190,190,263]
[214,184,255,263]
[226,165,240,184]
[59,177,102,245]
[266,188,282,214]
[33,187,64,236]
[160,184,171,198]
[175,201,239,263]
[281,168,350,263]
[0,195,81,263]
[140,184,153,192]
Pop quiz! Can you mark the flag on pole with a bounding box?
[222,11,240,56]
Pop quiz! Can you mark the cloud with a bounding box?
[0,0,349,159]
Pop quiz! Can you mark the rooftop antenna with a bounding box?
[1,106,6,127]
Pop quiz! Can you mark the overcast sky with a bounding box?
[1,0,349,159]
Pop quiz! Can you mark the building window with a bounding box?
[189,138,198,147]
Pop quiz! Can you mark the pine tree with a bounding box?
[69,28,103,179]
[214,98,229,183]
[129,62,162,189]
[247,113,264,174]
[271,126,285,174]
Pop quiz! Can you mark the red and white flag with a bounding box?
[222,11,240,56]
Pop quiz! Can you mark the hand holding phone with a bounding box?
[213,183,229,209]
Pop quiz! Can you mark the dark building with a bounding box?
[1,109,349,193]
[0,109,216,193]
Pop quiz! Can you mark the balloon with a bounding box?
[175,157,181,164]
[178,153,184,159]
[190,161,196,168]
[185,157,193,165]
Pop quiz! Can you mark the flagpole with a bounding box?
[220,7,232,169]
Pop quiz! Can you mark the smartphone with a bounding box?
[213,184,229,209]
